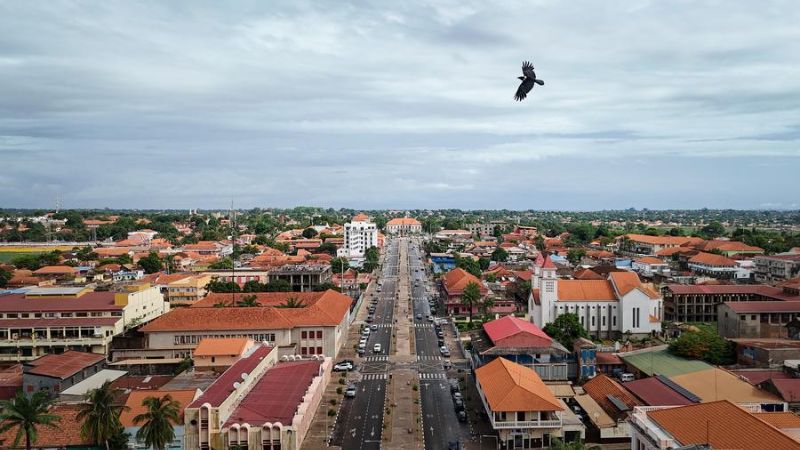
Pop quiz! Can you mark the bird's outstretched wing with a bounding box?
[521,60,536,79]
[515,77,535,101]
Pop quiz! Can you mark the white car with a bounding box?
[373,343,382,353]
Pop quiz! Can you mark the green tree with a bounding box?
[550,438,601,450]
[461,281,482,322]
[700,221,726,239]
[455,255,481,278]
[491,247,508,262]
[313,281,341,292]
[208,258,233,270]
[0,391,61,450]
[480,296,495,317]
[668,325,735,365]
[543,313,589,349]
[668,227,685,236]
[566,248,586,266]
[241,280,266,292]
[331,257,349,275]
[76,381,128,450]
[236,294,259,307]
[317,242,338,255]
[301,227,318,239]
[137,252,163,274]
[265,279,292,292]
[0,267,11,288]
[207,279,240,293]
[133,395,181,450]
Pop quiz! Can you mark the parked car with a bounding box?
[457,410,467,422]
[371,324,378,331]
[345,386,357,398]
[366,315,374,323]
[437,339,445,347]
[334,361,354,372]
[449,380,460,393]
[357,347,366,356]
[416,313,422,320]
[619,373,635,382]
[373,343,382,353]
[440,346,451,357]
[437,330,444,338]
[453,398,464,409]
[452,392,462,401]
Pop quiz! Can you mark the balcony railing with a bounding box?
[0,336,107,346]
[492,418,562,429]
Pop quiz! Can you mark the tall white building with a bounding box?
[338,213,378,262]
[530,255,663,338]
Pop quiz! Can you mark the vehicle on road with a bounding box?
[440,346,451,357]
[416,313,422,320]
[449,380,459,393]
[427,315,434,322]
[454,398,464,410]
[457,410,467,422]
[453,392,462,401]
[366,315,374,323]
[437,330,444,338]
[333,361,354,371]
[357,347,365,356]
[373,343,382,353]
[345,386,357,398]
[370,324,378,331]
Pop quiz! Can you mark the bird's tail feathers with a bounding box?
[534,79,544,86]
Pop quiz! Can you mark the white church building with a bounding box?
[530,255,663,339]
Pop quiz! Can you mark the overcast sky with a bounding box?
[1,1,799,210]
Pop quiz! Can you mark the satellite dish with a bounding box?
[233,382,241,389]
[241,373,249,380]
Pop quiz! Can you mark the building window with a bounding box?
[300,347,307,355]
[751,315,757,321]
[317,346,323,354]
[316,331,323,339]
[301,331,307,339]
[591,316,595,327]
[613,316,617,327]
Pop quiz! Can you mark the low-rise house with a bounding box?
[629,400,800,450]
[32,265,79,282]
[0,404,95,448]
[758,378,800,412]
[617,234,701,257]
[192,337,255,372]
[686,252,750,281]
[120,389,201,450]
[731,339,800,366]
[631,257,670,278]
[267,264,332,292]
[385,217,422,235]
[183,344,330,450]
[580,374,641,439]
[22,350,106,396]
[693,240,764,257]
[475,357,575,448]
[166,274,212,306]
[440,268,489,317]
[469,316,572,380]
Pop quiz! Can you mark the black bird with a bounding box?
[514,60,544,101]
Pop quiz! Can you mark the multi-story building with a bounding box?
[631,257,670,278]
[0,284,169,361]
[183,345,330,450]
[629,401,800,450]
[167,274,212,306]
[718,301,800,339]
[475,357,580,448]
[385,217,422,235]
[686,252,750,281]
[136,290,351,360]
[754,254,800,284]
[22,351,106,396]
[663,284,799,323]
[267,264,332,292]
[617,234,701,256]
[466,223,496,237]
[338,213,378,263]
[530,255,663,338]
[120,389,201,450]
[201,268,271,286]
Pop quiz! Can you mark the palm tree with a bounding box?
[480,296,495,318]
[0,392,60,450]
[236,294,259,307]
[77,381,128,450]
[276,297,305,308]
[133,395,181,450]
[461,281,481,322]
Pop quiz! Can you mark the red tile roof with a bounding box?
[32,265,76,275]
[196,291,324,308]
[193,338,252,357]
[541,255,556,269]
[188,345,274,408]
[0,404,92,447]
[25,351,105,379]
[689,252,738,267]
[557,280,617,301]
[140,290,350,332]
[0,291,123,313]
[666,284,800,301]
[573,268,604,280]
[442,268,487,296]
[624,377,696,406]
[725,301,800,313]
[223,360,322,427]
[386,217,421,226]
[582,374,641,417]
[624,234,696,246]
[647,400,800,450]
[766,379,800,402]
[635,256,666,265]
[483,316,552,348]
[119,389,199,427]
[729,370,792,386]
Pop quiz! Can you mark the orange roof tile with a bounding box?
[119,390,199,427]
[624,234,695,246]
[352,213,370,222]
[474,358,562,412]
[635,256,666,265]
[754,412,800,430]
[573,268,604,280]
[655,246,697,257]
[647,400,800,450]
[0,404,92,447]
[608,271,643,296]
[557,280,617,301]
[689,251,738,267]
[386,217,421,226]
[442,268,487,295]
[196,291,323,308]
[32,265,76,275]
[193,337,252,357]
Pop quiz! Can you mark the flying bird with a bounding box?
[514,60,544,101]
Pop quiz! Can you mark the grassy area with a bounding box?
[0,251,42,263]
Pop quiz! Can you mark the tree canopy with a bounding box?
[668,325,735,365]
[542,313,589,349]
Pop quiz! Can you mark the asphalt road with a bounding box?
[408,240,471,450]
[336,239,400,450]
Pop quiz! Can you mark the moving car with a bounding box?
[345,386,357,398]
[440,346,451,357]
[416,313,422,320]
